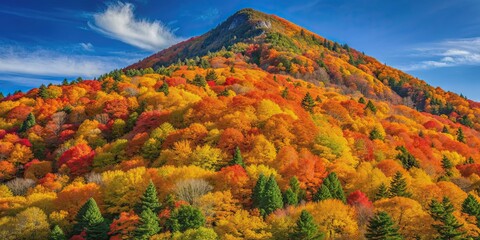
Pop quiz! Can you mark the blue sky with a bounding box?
[1,0,479,100]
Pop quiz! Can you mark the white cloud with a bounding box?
[403,37,480,70]
[80,42,94,51]
[0,45,132,78]
[89,2,182,51]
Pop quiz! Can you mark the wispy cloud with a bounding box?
[88,2,182,51]
[197,8,219,21]
[402,37,480,71]
[80,42,94,52]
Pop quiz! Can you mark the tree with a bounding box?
[283,188,298,206]
[395,146,419,170]
[313,185,332,202]
[72,198,108,240]
[19,113,36,132]
[375,183,389,201]
[158,81,169,96]
[461,194,480,217]
[456,128,465,143]
[314,172,346,203]
[281,87,289,99]
[365,211,402,240]
[429,197,464,239]
[365,100,377,113]
[441,156,453,177]
[205,69,218,81]
[358,97,366,104]
[389,172,412,198]
[136,181,160,213]
[167,205,205,232]
[229,146,245,168]
[259,175,284,216]
[290,210,323,240]
[50,225,66,240]
[302,92,316,113]
[141,138,162,161]
[193,74,207,87]
[252,173,267,208]
[369,128,384,141]
[134,208,160,239]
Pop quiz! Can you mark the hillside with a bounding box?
[1,8,480,239]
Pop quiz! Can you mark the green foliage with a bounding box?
[314,172,345,203]
[193,74,207,87]
[389,171,412,198]
[290,210,323,240]
[158,81,169,96]
[205,69,218,81]
[259,175,284,216]
[441,156,453,177]
[375,183,389,201]
[281,87,289,99]
[313,185,332,202]
[19,113,36,132]
[302,92,316,113]
[456,128,465,143]
[49,225,66,240]
[365,211,403,240]
[283,188,298,206]
[462,194,480,217]
[141,138,162,161]
[429,197,464,240]
[136,181,161,213]
[369,127,384,141]
[172,227,218,240]
[229,146,245,168]
[266,32,301,53]
[72,198,108,240]
[252,173,267,208]
[134,208,160,239]
[289,176,305,201]
[167,205,205,232]
[395,146,419,170]
[365,100,377,113]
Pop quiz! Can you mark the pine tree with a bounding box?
[457,128,465,143]
[50,225,66,240]
[62,78,69,85]
[19,113,36,132]
[441,156,453,177]
[72,198,108,240]
[375,183,389,201]
[395,146,419,170]
[193,74,207,87]
[462,194,480,216]
[38,84,48,99]
[283,188,298,206]
[252,174,267,208]
[313,184,332,202]
[230,65,235,73]
[259,175,284,216]
[369,128,384,140]
[136,181,161,213]
[166,205,205,232]
[358,97,366,104]
[290,176,304,201]
[442,126,449,134]
[325,172,346,203]
[429,197,464,239]
[205,69,218,81]
[281,87,289,99]
[229,146,245,168]
[466,157,475,164]
[302,92,316,113]
[389,171,412,198]
[134,208,160,239]
[158,81,169,96]
[365,100,377,113]
[365,211,403,240]
[290,210,323,240]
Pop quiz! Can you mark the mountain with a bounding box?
[1,8,480,239]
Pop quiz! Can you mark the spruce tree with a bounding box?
[365,100,377,113]
[369,127,384,140]
[38,84,48,99]
[442,126,449,134]
[158,81,169,96]
[166,205,205,232]
[302,92,316,113]
[462,194,480,216]
[205,69,218,80]
[229,146,245,168]
[365,211,403,240]
[358,97,366,104]
[441,156,453,177]
[259,175,284,216]
[429,197,464,239]
[283,188,298,206]
[375,183,389,201]
[290,210,323,240]
[290,176,304,201]
[136,181,161,213]
[281,87,289,99]
[313,184,332,202]
[193,74,207,87]
[72,198,108,240]
[134,208,161,239]
[252,174,267,208]
[395,146,419,170]
[19,113,36,132]
[467,157,475,164]
[457,128,465,143]
[325,172,346,203]
[389,171,412,198]
[50,225,66,240]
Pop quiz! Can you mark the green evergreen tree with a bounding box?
[395,146,419,170]
[230,65,235,73]
[429,197,464,240]
[369,127,384,140]
[325,172,346,203]
[358,97,366,104]
[229,146,245,168]
[302,92,316,113]
[283,188,298,206]
[259,175,284,216]
[290,176,305,201]
[19,113,36,132]
[290,210,323,240]
[158,81,169,96]
[389,171,412,198]
[167,205,205,232]
[136,181,161,213]
[365,211,403,240]
[457,128,465,143]
[375,183,389,201]
[365,100,377,113]
[466,157,475,164]
[62,78,69,85]
[50,225,66,240]
[141,138,162,161]
[441,156,453,177]
[462,194,480,216]
[281,87,289,99]
[72,198,108,240]
[38,84,48,99]
[205,69,218,80]
[313,184,332,202]
[252,174,267,208]
[442,126,449,134]
[134,208,161,239]
[193,74,207,87]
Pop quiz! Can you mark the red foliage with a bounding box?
[217,128,245,154]
[347,190,373,209]
[130,110,170,137]
[457,164,480,177]
[224,77,238,85]
[207,81,216,87]
[16,138,32,147]
[166,77,187,87]
[57,144,95,176]
[423,120,442,131]
[59,130,75,142]
[104,98,129,119]
[0,130,6,139]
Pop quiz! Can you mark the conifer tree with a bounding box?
[369,127,384,140]
[290,210,323,240]
[395,146,419,170]
[283,188,298,206]
[136,181,161,213]
[158,81,169,96]
[441,156,453,177]
[281,87,289,99]
[289,176,304,201]
[457,128,465,143]
[134,208,160,239]
[365,100,377,113]
[38,84,48,99]
[462,194,480,216]
[50,225,66,240]
[358,97,366,104]
[325,172,346,202]
[313,184,332,202]
[205,69,218,81]
[166,205,205,232]
[72,198,108,240]
[252,173,267,208]
[365,211,403,240]
[260,175,284,216]
[229,146,245,168]
[389,171,412,198]
[19,113,36,133]
[442,126,449,134]
[193,74,207,87]
[375,183,389,201]
[429,197,464,239]
[466,157,475,164]
[302,92,316,113]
